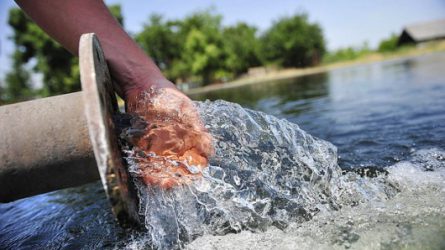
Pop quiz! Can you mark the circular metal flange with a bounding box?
[79,33,140,227]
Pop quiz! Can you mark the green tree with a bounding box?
[171,11,228,84]
[3,51,33,102]
[261,13,325,67]
[322,42,372,64]
[4,5,123,103]
[178,11,227,84]
[223,23,261,76]
[182,28,225,83]
[167,11,262,84]
[136,10,229,85]
[135,14,180,72]
[378,33,399,52]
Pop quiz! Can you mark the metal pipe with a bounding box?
[0,92,99,202]
[0,33,140,226]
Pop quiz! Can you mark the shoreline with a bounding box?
[185,42,445,96]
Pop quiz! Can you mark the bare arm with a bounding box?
[16,0,214,188]
[15,0,175,99]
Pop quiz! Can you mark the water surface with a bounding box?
[1,52,445,249]
[193,52,445,169]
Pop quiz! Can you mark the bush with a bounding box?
[378,33,399,52]
[260,13,325,68]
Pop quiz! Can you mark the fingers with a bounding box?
[139,157,201,189]
[125,87,214,189]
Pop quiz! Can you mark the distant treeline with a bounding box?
[135,11,325,85]
[323,34,400,64]
[0,6,400,104]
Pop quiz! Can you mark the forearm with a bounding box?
[15,0,174,99]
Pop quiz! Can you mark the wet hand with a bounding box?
[125,86,213,189]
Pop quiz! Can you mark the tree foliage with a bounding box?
[2,5,123,103]
[135,14,180,71]
[2,8,331,102]
[3,51,32,102]
[378,33,399,52]
[261,13,325,67]
[178,11,227,84]
[322,42,371,64]
[137,11,324,85]
[223,23,261,76]
[137,11,228,84]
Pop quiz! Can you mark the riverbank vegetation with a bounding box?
[0,7,325,103]
[1,6,444,104]
[322,33,410,64]
[0,5,123,103]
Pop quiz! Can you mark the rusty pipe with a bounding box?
[0,33,140,226]
[0,92,98,202]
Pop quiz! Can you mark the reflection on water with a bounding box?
[193,52,445,169]
[195,73,329,115]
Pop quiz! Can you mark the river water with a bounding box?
[1,52,445,249]
[193,53,445,169]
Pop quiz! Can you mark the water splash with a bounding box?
[120,100,398,249]
[187,148,445,250]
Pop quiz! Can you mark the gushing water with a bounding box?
[187,148,445,250]
[120,100,405,249]
[1,54,444,250]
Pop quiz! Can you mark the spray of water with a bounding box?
[119,100,439,249]
[187,148,445,250]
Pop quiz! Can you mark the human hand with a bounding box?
[125,86,213,189]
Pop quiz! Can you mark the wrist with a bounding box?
[122,77,177,101]
[106,57,177,101]
[100,38,176,100]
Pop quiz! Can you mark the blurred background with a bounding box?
[0,0,444,103]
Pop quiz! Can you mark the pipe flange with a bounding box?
[79,33,140,227]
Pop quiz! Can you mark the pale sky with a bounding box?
[1,0,445,79]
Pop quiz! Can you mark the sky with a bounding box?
[1,0,445,79]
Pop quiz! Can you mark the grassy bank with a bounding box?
[185,40,445,96]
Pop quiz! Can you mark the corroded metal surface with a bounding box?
[0,33,139,227]
[79,33,140,226]
[0,93,98,202]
